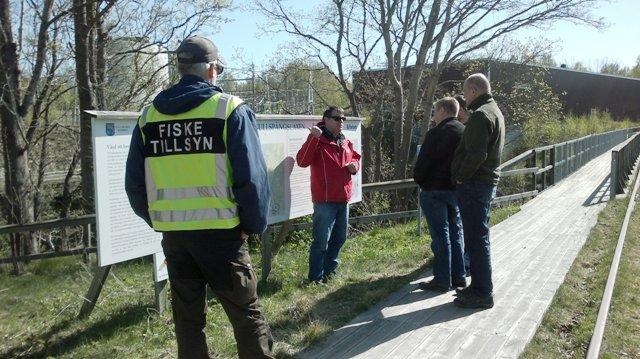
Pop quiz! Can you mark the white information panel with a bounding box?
[91,113,163,266]
[91,112,363,266]
[257,115,363,224]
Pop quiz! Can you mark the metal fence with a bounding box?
[498,128,638,200]
[553,128,636,184]
[610,131,640,199]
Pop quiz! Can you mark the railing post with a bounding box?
[562,143,567,180]
[563,143,567,179]
[541,148,548,190]
[527,150,537,191]
[572,141,576,174]
[551,145,557,185]
[577,139,582,168]
[610,150,618,200]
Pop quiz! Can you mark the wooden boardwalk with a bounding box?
[302,151,613,359]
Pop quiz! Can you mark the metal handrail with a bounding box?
[610,132,640,198]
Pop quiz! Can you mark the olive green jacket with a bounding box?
[451,93,505,185]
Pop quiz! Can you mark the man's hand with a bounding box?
[241,231,249,241]
[346,162,357,174]
[309,126,322,138]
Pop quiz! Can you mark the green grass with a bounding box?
[521,194,640,358]
[0,206,520,358]
[600,197,640,358]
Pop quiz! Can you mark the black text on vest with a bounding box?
[142,118,226,157]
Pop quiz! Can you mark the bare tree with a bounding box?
[0,0,61,270]
[259,0,604,181]
[75,0,231,211]
[256,0,384,117]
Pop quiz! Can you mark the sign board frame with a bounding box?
[81,110,363,316]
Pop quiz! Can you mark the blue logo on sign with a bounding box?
[106,123,115,136]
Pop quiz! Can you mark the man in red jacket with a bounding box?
[296,106,362,283]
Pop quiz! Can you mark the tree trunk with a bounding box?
[57,150,79,252]
[0,2,37,259]
[74,0,96,211]
[391,93,406,180]
[0,113,36,254]
[33,111,50,221]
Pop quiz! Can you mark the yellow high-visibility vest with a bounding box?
[138,92,243,231]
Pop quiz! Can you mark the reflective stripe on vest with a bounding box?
[139,92,243,231]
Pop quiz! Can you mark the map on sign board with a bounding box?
[256,115,362,224]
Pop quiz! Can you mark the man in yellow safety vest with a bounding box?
[125,36,273,358]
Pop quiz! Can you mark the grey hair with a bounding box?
[464,73,491,95]
[177,62,212,79]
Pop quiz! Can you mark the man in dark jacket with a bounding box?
[296,106,361,284]
[414,97,466,292]
[125,36,273,358]
[451,73,505,309]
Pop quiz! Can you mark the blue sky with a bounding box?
[208,0,640,71]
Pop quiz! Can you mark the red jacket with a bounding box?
[296,124,361,203]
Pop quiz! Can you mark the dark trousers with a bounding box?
[456,181,496,297]
[420,190,466,287]
[162,233,274,359]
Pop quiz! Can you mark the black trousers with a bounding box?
[162,233,274,359]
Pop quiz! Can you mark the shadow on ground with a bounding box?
[1,304,150,358]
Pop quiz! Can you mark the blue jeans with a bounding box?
[420,190,466,287]
[308,203,349,282]
[456,181,496,297]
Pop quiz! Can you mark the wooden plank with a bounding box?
[536,165,554,175]
[0,214,95,234]
[341,319,406,358]
[493,190,538,204]
[0,247,97,264]
[363,179,415,192]
[384,325,440,359]
[491,234,573,336]
[154,280,168,314]
[406,327,454,358]
[431,329,473,358]
[343,291,456,358]
[498,150,534,170]
[500,167,538,177]
[78,265,111,319]
[452,333,508,359]
[303,320,374,359]
[535,144,555,151]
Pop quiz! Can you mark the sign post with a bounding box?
[80,110,164,318]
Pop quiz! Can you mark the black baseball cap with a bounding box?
[175,36,226,73]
